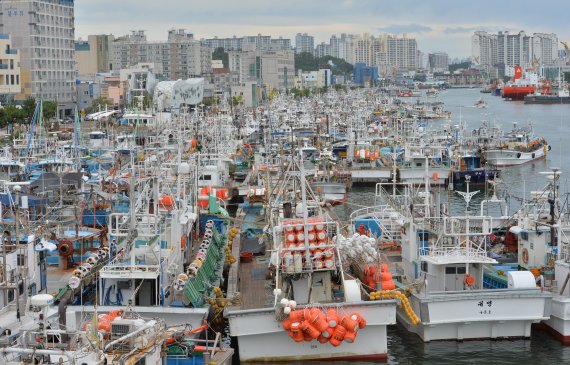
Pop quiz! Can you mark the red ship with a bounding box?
[501,66,536,101]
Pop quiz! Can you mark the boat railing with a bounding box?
[109,213,160,238]
[422,243,489,262]
[349,205,402,241]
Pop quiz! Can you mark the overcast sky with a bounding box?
[75,0,569,58]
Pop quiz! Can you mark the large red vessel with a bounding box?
[501,66,536,101]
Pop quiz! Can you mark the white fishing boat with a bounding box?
[484,122,549,167]
[370,176,552,341]
[226,155,396,362]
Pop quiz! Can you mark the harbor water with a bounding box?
[334,89,570,364]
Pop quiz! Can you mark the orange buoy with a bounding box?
[216,189,229,200]
[339,315,359,332]
[317,334,329,344]
[191,138,197,149]
[432,172,439,183]
[344,330,357,343]
[289,310,305,323]
[381,280,395,290]
[322,327,334,338]
[282,318,293,330]
[181,235,187,250]
[326,308,338,327]
[332,325,347,341]
[329,337,342,347]
[464,273,475,287]
[300,321,321,339]
[160,195,175,207]
[380,263,389,273]
[350,313,366,329]
[381,272,393,281]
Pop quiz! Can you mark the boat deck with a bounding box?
[227,206,274,311]
[238,254,274,310]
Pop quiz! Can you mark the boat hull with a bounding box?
[226,302,396,362]
[539,296,570,345]
[484,147,547,167]
[524,95,570,104]
[502,86,536,100]
[399,289,551,342]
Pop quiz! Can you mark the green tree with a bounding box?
[42,100,57,120]
[22,96,37,121]
[294,53,354,77]
[91,96,113,111]
[212,47,229,68]
[230,95,244,107]
[1,105,26,126]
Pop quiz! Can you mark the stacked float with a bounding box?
[280,305,366,346]
[363,263,395,291]
[281,217,335,273]
[335,233,378,264]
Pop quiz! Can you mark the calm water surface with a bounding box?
[337,89,570,364]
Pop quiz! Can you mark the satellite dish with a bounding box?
[68,276,81,290]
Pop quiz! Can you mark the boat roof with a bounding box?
[420,254,497,265]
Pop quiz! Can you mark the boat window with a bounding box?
[521,232,528,241]
[457,266,466,274]
[416,162,422,167]
[421,261,428,273]
[445,267,456,274]
[201,174,212,181]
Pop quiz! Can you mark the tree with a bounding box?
[42,100,57,120]
[1,105,25,126]
[91,96,113,112]
[230,95,244,107]
[22,96,37,122]
[212,47,229,68]
[294,53,354,77]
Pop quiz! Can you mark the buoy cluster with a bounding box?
[363,263,395,291]
[183,220,216,282]
[373,290,420,325]
[208,287,227,329]
[281,305,366,346]
[68,246,109,288]
[225,227,238,265]
[335,234,378,264]
[83,309,123,334]
[282,218,335,272]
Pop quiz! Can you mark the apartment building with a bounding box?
[0,0,76,115]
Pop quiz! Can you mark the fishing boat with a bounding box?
[225,155,396,362]
[483,122,549,167]
[367,174,552,342]
[475,97,487,109]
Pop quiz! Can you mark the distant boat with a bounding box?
[475,97,487,109]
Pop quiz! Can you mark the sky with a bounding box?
[75,0,570,59]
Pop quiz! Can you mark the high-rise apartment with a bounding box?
[112,30,212,81]
[0,0,76,114]
[472,30,558,70]
[295,33,314,55]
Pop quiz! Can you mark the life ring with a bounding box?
[522,248,529,264]
[58,239,74,257]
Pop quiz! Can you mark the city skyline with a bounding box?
[75,0,570,58]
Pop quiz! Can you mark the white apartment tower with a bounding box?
[295,33,314,55]
[0,0,76,113]
[472,30,558,70]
